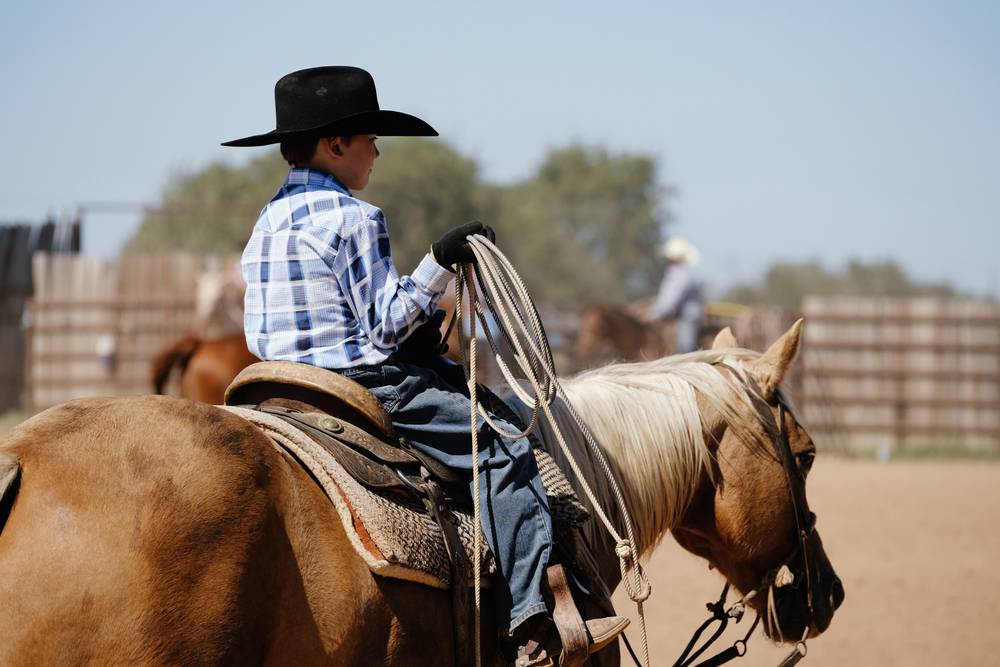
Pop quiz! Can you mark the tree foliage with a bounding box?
[127,152,287,253]
[495,145,669,306]
[724,259,958,309]
[127,139,673,307]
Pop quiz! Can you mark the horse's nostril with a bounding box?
[829,576,845,610]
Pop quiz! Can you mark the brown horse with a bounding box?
[0,321,842,665]
[574,305,667,369]
[151,333,259,405]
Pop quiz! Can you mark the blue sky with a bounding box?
[2,1,997,296]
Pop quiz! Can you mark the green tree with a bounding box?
[127,152,287,253]
[496,145,671,307]
[724,259,957,308]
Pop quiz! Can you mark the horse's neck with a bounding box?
[509,373,707,580]
[514,396,625,572]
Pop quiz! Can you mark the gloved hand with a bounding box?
[396,309,448,364]
[432,221,496,271]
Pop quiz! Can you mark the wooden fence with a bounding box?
[799,296,1000,454]
[27,253,203,409]
[20,254,1000,457]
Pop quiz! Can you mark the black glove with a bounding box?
[396,309,448,364]
[432,221,496,271]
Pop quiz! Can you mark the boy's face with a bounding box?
[331,134,379,191]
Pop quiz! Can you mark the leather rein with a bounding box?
[653,382,818,667]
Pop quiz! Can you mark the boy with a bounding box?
[223,66,625,663]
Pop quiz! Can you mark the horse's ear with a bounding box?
[750,319,804,398]
[711,327,738,349]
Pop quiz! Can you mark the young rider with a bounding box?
[223,66,626,663]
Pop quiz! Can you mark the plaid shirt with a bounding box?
[241,168,453,369]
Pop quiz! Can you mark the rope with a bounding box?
[454,234,653,667]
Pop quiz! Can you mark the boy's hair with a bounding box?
[279,135,320,167]
[279,134,354,167]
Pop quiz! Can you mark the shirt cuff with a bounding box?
[412,252,454,296]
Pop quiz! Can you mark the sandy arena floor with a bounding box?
[612,457,1000,666]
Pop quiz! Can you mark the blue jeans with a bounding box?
[676,316,701,354]
[337,356,553,632]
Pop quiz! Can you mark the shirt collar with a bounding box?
[284,168,351,196]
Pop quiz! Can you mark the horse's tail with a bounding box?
[0,450,19,538]
[150,334,202,394]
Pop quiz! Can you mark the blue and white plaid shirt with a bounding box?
[241,168,453,369]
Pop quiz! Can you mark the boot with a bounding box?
[514,615,630,667]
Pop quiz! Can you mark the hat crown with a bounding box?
[662,237,700,264]
[221,65,436,147]
[274,66,380,133]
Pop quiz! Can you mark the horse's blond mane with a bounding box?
[510,348,772,556]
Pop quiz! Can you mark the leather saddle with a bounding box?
[225,360,468,500]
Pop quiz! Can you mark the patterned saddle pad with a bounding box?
[220,405,589,589]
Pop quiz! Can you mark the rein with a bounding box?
[668,380,817,667]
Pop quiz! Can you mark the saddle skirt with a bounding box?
[220,404,590,589]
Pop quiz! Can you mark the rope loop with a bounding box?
[455,235,652,667]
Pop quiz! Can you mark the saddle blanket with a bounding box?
[221,405,588,589]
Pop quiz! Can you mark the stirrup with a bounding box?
[516,564,630,667]
[515,616,630,667]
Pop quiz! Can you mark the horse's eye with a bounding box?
[797,452,815,473]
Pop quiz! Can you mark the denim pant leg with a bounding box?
[676,316,700,353]
[341,359,553,632]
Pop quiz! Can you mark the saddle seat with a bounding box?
[225,360,395,439]
[224,360,467,495]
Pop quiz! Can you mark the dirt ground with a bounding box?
[612,457,1000,666]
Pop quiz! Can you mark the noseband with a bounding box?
[660,375,819,667]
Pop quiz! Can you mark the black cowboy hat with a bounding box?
[221,66,437,147]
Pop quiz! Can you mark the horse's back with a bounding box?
[0,394,507,666]
[0,395,284,665]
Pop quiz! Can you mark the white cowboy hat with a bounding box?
[661,237,700,264]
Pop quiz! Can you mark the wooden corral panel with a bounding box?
[26,253,202,410]
[800,296,1000,454]
[29,254,120,407]
[115,254,200,395]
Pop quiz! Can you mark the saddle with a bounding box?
[223,360,619,666]
[226,361,468,500]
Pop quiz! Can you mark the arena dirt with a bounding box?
[612,457,1000,666]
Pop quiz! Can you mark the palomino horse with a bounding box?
[151,333,260,405]
[0,321,842,665]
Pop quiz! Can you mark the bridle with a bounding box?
[648,374,819,667]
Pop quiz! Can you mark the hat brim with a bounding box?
[221,110,437,147]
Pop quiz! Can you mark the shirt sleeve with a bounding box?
[322,209,452,349]
[649,267,691,320]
